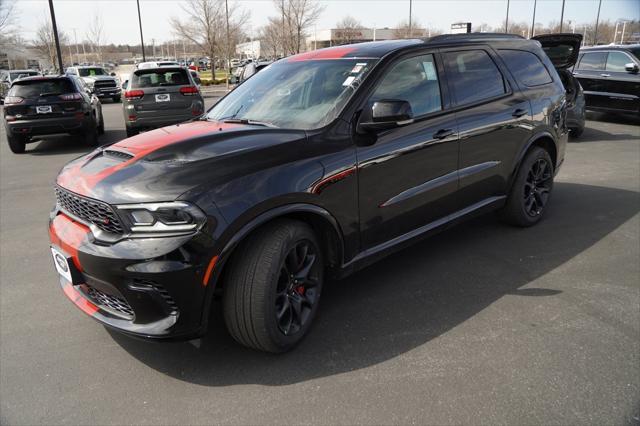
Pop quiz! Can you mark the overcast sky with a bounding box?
[12,0,640,45]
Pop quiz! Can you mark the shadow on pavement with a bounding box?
[586,111,640,126]
[109,182,639,386]
[573,125,640,143]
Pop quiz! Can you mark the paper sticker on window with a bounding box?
[422,61,438,80]
[342,76,356,86]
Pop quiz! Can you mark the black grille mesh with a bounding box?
[94,80,117,88]
[55,187,124,235]
[103,150,134,161]
[133,279,179,314]
[86,286,134,319]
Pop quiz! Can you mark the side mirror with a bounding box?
[110,72,116,77]
[122,80,128,89]
[358,100,414,133]
[624,63,639,73]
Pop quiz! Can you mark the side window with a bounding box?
[577,52,607,70]
[370,54,442,117]
[499,49,553,87]
[443,50,506,106]
[606,52,632,72]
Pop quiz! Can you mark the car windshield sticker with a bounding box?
[342,76,356,86]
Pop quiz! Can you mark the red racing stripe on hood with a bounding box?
[49,214,90,272]
[57,120,242,197]
[62,281,99,316]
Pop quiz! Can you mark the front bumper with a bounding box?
[95,87,121,98]
[49,210,217,339]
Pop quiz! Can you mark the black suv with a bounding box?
[49,34,575,352]
[3,75,103,153]
[572,44,640,115]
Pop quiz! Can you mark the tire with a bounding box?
[569,126,584,139]
[7,134,26,154]
[85,121,99,147]
[126,128,138,138]
[112,96,121,103]
[500,146,554,227]
[97,110,105,135]
[223,219,324,353]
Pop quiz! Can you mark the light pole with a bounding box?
[225,0,230,90]
[48,0,64,73]
[408,0,412,36]
[530,0,537,38]
[136,0,146,61]
[593,0,602,45]
[505,0,510,33]
[559,0,566,32]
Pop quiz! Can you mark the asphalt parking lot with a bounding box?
[0,102,639,425]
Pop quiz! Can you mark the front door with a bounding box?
[602,51,640,113]
[356,52,460,249]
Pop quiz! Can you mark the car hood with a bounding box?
[56,120,308,204]
[533,33,583,69]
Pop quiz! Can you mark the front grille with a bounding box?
[133,279,179,314]
[86,285,134,319]
[55,186,125,235]
[94,80,117,89]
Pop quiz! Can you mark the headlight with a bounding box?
[116,201,206,235]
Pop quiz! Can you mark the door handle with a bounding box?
[600,73,611,77]
[512,108,528,118]
[433,128,454,140]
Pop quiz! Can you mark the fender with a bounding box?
[508,130,558,190]
[198,203,346,333]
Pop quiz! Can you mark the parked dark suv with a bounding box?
[3,75,103,153]
[49,34,575,352]
[572,44,640,115]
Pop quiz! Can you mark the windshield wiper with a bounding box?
[222,118,278,128]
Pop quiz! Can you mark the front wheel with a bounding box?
[112,96,121,103]
[223,220,324,353]
[500,147,554,227]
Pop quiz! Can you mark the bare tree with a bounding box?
[335,16,364,45]
[0,0,17,48]
[33,19,69,72]
[259,18,284,59]
[171,0,248,74]
[393,19,426,39]
[274,0,324,54]
[86,13,105,63]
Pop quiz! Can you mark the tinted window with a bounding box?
[630,47,640,60]
[500,50,553,86]
[577,52,606,70]
[78,68,108,77]
[443,50,506,105]
[606,52,632,72]
[9,71,39,80]
[8,79,75,98]
[131,68,190,88]
[370,54,442,116]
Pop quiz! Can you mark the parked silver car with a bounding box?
[0,69,41,103]
[122,66,204,137]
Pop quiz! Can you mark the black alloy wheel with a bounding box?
[523,158,552,217]
[275,240,321,336]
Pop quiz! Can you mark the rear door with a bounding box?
[602,50,640,113]
[130,68,197,118]
[441,47,533,207]
[572,51,609,110]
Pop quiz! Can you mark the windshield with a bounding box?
[10,71,39,80]
[207,58,377,130]
[8,79,75,98]
[629,47,640,61]
[78,68,107,77]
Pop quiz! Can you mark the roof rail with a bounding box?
[425,33,526,43]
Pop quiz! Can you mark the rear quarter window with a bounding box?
[8,79,76,98]
[443,50,507,106]
[499,49,553,87]
[131,69,190,88]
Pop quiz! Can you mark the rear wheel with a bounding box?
[97,109,105,135]
[7,134,27,154]
[569,125,584,139]
[112,96,121,103]
[85,121,99,147]
[500,147,554,227]
[223,220,324,353]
